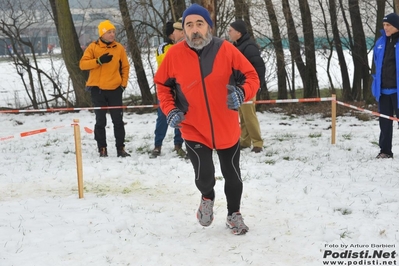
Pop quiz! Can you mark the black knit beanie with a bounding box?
[164,21,174,38]
[230,20,247,35]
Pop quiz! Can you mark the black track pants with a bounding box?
[185,140,243,215]
[90,86,125,149]
[378,93,399,156]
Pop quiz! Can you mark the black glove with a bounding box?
[97,53,113,65]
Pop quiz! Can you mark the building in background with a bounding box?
[0,7,123,56]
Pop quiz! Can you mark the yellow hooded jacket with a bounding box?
[80,39,129,90]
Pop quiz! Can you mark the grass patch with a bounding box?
[355,112,372,121]
[265,150,278,157]
[136,144,151,154]
[334,207,352,215]
[342,133,352,140]
[340,230,351,239]
[274,133,295,142]
[309,133,322,138]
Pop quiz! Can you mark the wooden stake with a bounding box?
[73,119,84,198]
[331,94,336,144]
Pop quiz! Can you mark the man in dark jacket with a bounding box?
[372,13,399,159]
[228,20,265,153]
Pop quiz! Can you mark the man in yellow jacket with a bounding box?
[80,20,130,158]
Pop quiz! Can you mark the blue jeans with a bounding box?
[154,106,183,147]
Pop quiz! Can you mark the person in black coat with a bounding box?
[229,20,265,153]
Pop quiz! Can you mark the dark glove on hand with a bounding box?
[226,85,245,110]
[167,108,185,128]
[97,53,113,65]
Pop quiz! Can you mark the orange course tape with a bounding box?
[0,125,68,142]
[0,105,158,114]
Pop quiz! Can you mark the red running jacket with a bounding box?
[154,37,260,149]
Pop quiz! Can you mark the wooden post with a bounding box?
[331,94,336,144]
[73,119,84,198]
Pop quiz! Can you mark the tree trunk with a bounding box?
[316,0,334,92]
[375,1,386,42]
[170,0,187,19]
[298,0,318,98]
[265,0,287,99]
[119,0,153,104]
[233,0,253,37]
[201,0,216,30]
[348,0,369,101]
[329,0,351,97]
[49,0,89,107]
[282,0,306,96]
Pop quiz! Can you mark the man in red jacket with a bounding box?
[154,4,259,235]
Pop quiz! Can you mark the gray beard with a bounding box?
[185,31,212,50]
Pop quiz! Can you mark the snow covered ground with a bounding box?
[0,42,397,265]
[1,108,398,265]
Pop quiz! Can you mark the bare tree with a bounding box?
[232,0,252,36]
[315,0,334,91]
[1,0,391,109]
[282,0,306,98]
[264,0,287,99]
[347,0,370,101]
[119,0,153,104]
[0,14,42,108]
[122,0,191,105]
[215,1,235,38]
[201,0,216,31]
[49,0,89,107]
[328,0,351,97]
[298,0,319,98]
[0,0,74,109]
[169,0,186,20]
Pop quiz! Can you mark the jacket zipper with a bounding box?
[198,54,216,149]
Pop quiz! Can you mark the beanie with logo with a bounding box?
[383,13,399,30]
[98,20,116,37]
